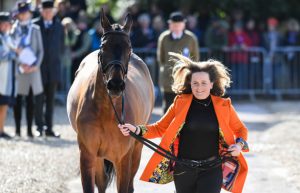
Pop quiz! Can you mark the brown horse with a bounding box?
[67,12,154,193]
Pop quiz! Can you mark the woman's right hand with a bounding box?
[118,123,139,136]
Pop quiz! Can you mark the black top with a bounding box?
[178,95,219,160]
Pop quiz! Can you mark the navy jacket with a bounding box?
[34,16,64,84]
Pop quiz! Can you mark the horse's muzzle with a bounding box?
[107,79,125,96]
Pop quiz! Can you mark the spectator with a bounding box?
[263,17,282,55]
[89,20,102,51]
[205,19,229,51]
[149,2,164,19]
[152,15,166,47]
[62,17,79,90]
[0,12,17,139]
[66,0,86,21]
[69,0,87,11]
[71,11,92,82]
[157,11,199,113]
[283,18,300,88]
[231,9,244,28]
[263,17,284,88]
[245,18,263,89]
[228,22,251,89]
[125,3,143,33]
[283,18,300,46]
[11,1,44,138]
[55,0,70,21]
[186,15,202,46]
[245,18,261,47]
[34,0,64,137]
[131,13,155,48]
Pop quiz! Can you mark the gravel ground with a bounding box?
[1,101,300,193]
[0,106,80,193]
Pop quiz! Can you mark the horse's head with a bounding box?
[99,10,132,97]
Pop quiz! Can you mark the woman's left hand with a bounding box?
[228,143,242,157]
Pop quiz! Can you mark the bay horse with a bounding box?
[67,11,154,193]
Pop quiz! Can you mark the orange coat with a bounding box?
[139,94,249,193]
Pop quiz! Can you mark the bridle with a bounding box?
[99,30,229,170]
[97,30,131,85]
[97,29,128,133]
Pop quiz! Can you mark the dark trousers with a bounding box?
[174,164,223,193]
[35,83,57,131]
[163,92,176,113]
[14,88,43,135]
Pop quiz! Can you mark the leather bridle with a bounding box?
[97,30,131,85]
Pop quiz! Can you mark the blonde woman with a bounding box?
[119,53,249,193]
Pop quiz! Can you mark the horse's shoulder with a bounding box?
[130,53,144,63]
[75,50,99,76]
[130,53,148,67]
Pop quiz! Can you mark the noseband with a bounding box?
[97,31,131,85]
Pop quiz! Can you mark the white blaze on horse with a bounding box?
[67,11,155,193]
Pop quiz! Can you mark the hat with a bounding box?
[41,0,54,9]
[168,12,186,23]
[17,1,31,14]
[267,17,278,27]
[0,12,11,23]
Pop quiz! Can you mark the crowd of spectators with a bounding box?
[1,0,300,139]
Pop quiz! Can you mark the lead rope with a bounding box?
[108,93,222,168]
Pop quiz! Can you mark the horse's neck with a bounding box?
[94,69,108,102]
[94,70,121,113]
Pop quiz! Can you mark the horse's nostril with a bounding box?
[107,79,125,91]
[120,81,125,90]
[107,81,113,90]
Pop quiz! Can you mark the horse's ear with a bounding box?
[123,13,133,34]
[100,8,112,32]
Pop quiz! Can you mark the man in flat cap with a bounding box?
[34,0,64,137]
[157,11,199,113]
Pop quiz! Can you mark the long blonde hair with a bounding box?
[170,52,231,96]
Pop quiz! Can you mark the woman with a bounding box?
[119,53,249,193]
[0,12,17,139]
[11,1,44,137]
[61,17,79,90]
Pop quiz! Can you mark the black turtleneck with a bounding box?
[178,95,219,160]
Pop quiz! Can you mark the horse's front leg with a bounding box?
[128,142,143,192]
[79,141,98,193]
[116,152,134,193]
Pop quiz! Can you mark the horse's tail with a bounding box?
[104,159,115,186]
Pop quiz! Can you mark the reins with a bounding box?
[108,93,222,169]
[99,30,225,169]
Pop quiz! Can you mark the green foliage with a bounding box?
[128,0,300,20]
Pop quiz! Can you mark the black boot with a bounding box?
[15,127,21,137]
[35,127,43,137]
[0,132,12,140]
[27,127,34,138]
[15,120,21,137]
[45,129,60,138]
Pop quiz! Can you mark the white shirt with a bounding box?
[44,20,53,28]
[171,32,183,40]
